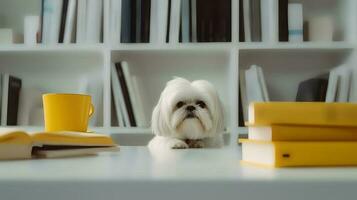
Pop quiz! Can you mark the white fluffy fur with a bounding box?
[148,77,224,149]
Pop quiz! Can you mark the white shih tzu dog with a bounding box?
[148,77,224,149]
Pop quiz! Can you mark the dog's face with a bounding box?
[151,78,224,140]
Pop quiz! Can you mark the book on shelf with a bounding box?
[248,125,357,141]
[239,0,245,42]
[59,0,69,43]
[1,74,22,126]
[288,3,303,42]
[250,0,261,42]
[0,129,118,160]
[24,16,40,45]
[278,0,288,41]
[63,0,77,43]
[76,0,87,43]
[41,0,63,44]
[296,77,328,102]
[240,139,357,168]
[248,102,357,127]
[169,0,181,43]
[111,63,130,127]
[242,0,251,42]
[140,0,151,43]
[17,88,44,126]
[86,0,103,43]
[244,65,269,103]
[121,0,135,43]
[180,0,191,43]
[108,0,122,44]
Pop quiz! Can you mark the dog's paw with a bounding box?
[186,139,204,148]
[170,140,189,149]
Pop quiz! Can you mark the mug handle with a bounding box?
[89,103,95,117]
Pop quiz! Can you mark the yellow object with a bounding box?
[0,129,117,160]
[240,139,357,167]
[43,93,94,132]
[248,102,357,126]
[248,125,357,141]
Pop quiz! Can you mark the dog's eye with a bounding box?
[176,101,185,108]
[196,100,206,108]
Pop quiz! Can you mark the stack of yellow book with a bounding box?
[240,102,357,168]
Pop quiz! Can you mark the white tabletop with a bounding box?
[2,145,357,200]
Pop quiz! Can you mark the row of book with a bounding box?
[37,0,232,44]
[240,0,335,42]
[111,62,147,127]
[239,65,353,126]
[240,102,357,167]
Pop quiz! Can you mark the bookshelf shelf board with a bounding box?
[238,42,355,50]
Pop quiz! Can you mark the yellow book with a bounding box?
[248,125,357,141]
[240,139,357,168]
[0,129,119,160]
[248,102,357,126]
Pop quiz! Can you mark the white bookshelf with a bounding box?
[0,0,356,136]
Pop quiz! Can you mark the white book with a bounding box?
[288,3,303,42]
[131,76,147,127]
[42,0,61,44]
[110,0,122,44]
[86,0,103,43]
[149,0,158,43]
[63,0,77,43]
[243,0,251,42]
[1,74,9,126]
[17,88,43,126]
[245,65,267,104]
[169,0,181,43]
[24,16,40,45]
[181,0,190,43]
[103,0,110,44]
[76,0,87,43]
[111,63,130,127]
[325,70,338,102]
[157,0,169,44]
[121,62,144,127]
[335,66,352,102]
[260,0,270,42]
[257,66,269,101]
[191,0,197,42]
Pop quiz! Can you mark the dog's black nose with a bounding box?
[186,105,195,112]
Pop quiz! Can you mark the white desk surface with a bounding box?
[2,145,357,200]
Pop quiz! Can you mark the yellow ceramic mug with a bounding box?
[43,94,94,132]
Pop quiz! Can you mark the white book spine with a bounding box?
[41,0,53,44]
[122,62,143,127]
[149,0,158,43]
[181,0,190,43]
[169,0,181,43]
[158,0,169,44]
[256,66,269,101]
[49,0,63,44]
[131,76,147,127]
[76,0,87,43]
[86,0,103,43]
[63,0,77,43]
[111,64,131,127]
[24,16,40,45]
[191,0,197,42]
[1,74,9,126]
[325,69,338,102]
[243,0,251,42]
[110,0,122,44]
[288,3,303,42]
[103,0,110,44]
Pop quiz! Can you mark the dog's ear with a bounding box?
[151,97,171,136]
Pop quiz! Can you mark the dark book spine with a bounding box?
[250,0,261,42]
[166,0,171,43]
[40,0,45,43]
[189,0,192,42]
[59,0,69,43]
[278,0,288,41]
[141,0,151,43]
[239,0,245,42]
[115,63,137,126]
[111,86,119,126]
[238,85,245,127]
[121,0,132,43]
[136,0,142,43]
[131,0,137,42]
[296,79,328,102]
[7,76,22,126]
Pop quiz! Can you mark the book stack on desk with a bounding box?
[240,102,357,168]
